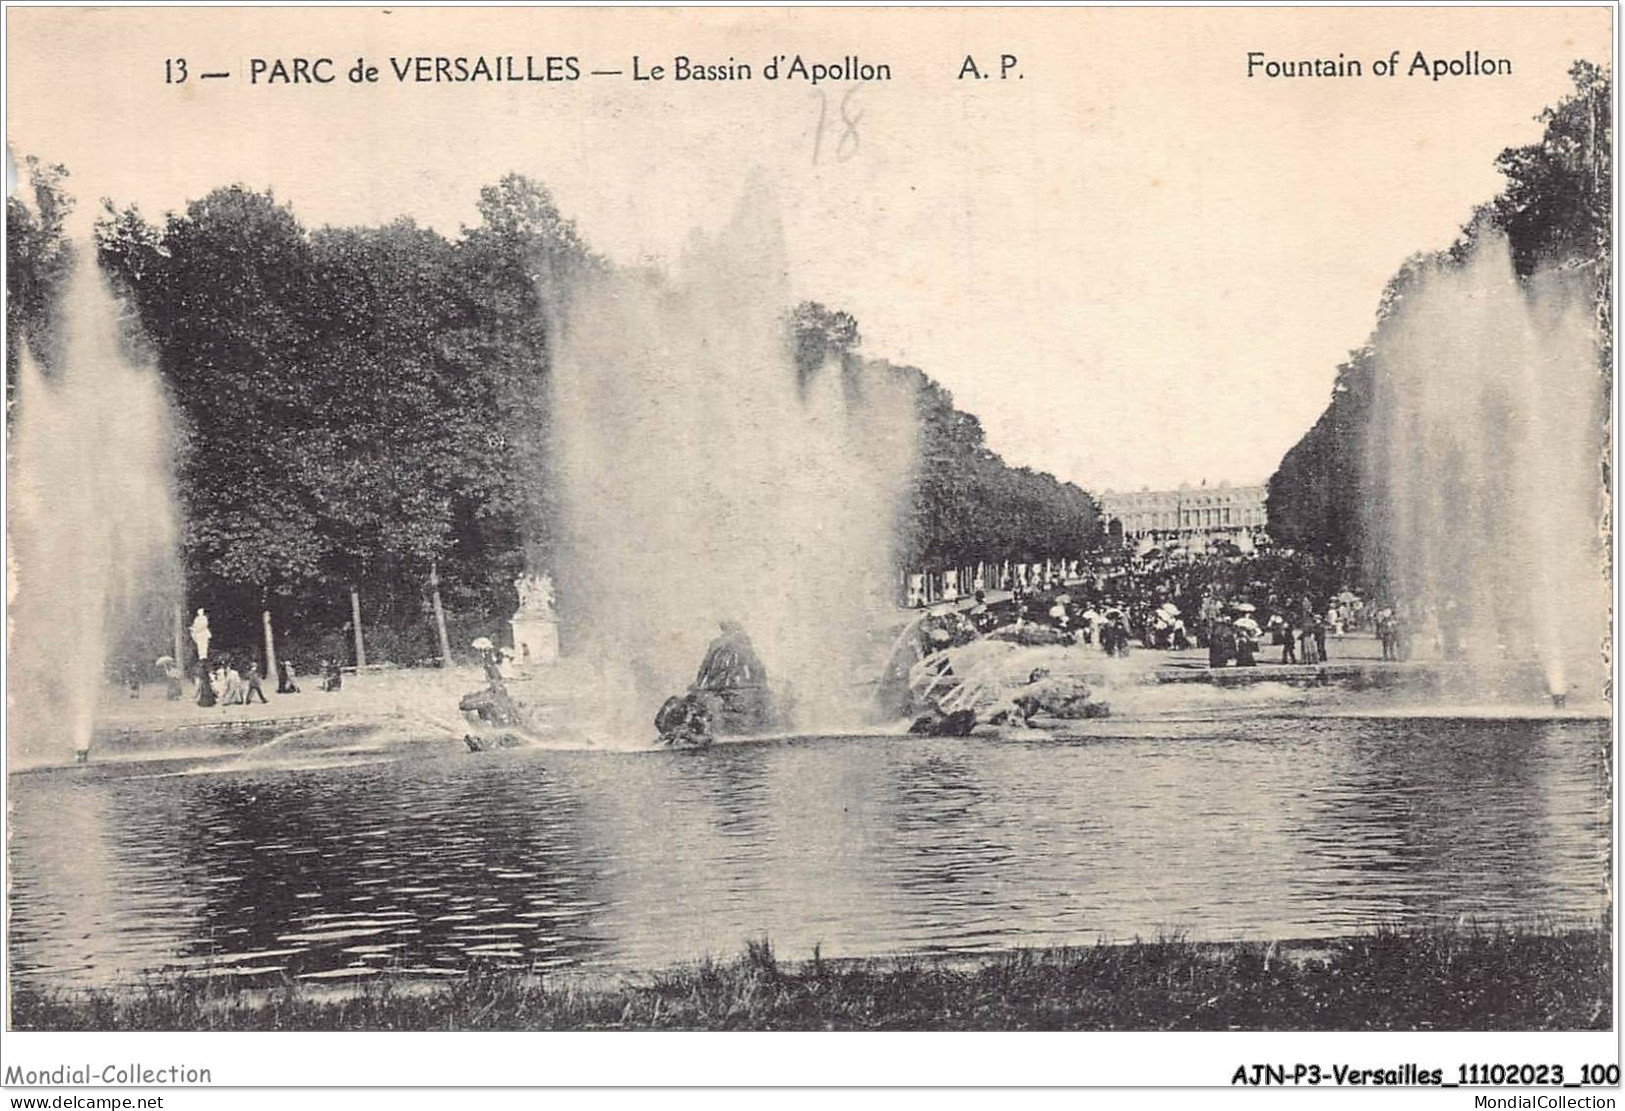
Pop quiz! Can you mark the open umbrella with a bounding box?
[470,636,494,651]
[1158,602,1180,615]
[1229,602,1258,613]
[1234,616,1262,635]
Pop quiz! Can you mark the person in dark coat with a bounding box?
[1108,615,1132,658]
[1235,624,1258,667]
[1208,620,1234,668]
[245,662,269,704]
[194,659,217,707]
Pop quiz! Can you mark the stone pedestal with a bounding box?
[510,615,559,666]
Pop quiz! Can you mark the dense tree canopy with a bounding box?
[5,157,77,401]
[1267,62,1611,580]
[83,177,600,658]
[899,366,1099,569]
[10,176,1099,662]
[788,300,1101,571]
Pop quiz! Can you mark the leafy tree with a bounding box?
[447,174,597,610]
[6,157,76,400]
[880,356,1100,571]
[302,221,466,591]
[1267,62,1611,582]
[98,186,330,636]
[66,171,1099,658]
[788,300,861,394]
[1491,61,1611,278]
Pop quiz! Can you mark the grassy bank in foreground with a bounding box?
[11,926,1610,1031]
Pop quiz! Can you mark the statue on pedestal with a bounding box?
[189,608,211,660]
[515,573,555,619]
[509,572,560,666]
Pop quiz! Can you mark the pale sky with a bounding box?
[6,6,1612,493]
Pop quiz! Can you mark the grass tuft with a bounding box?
[10,922,1609,1032]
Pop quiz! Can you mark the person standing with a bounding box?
[195,659,217,708]
[1279,612,1297,664]
[1299,619,1318,665]
[1112,615,1132,657]
[1234,622,1258,667]
[244,661,269,704]
[1078,606,1097,645]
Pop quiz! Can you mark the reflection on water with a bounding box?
[7,716,1610,990]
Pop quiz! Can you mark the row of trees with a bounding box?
[8,167,601,662]
[788,301,1102,574]
[8,171,1100,663]
[1266,61,1612,579]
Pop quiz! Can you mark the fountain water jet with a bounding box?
[1365,231,1608,703]
[7,249,183,764]
[549,188,918,740]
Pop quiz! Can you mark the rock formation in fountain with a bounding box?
[7,250,183,763]
[1364,231,1608,699]
[549,188,919,738]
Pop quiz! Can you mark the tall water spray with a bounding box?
[1365,232,1608,699]
[550,190,918,737]
[7,250,183,763]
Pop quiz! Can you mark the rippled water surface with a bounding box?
[7,715,1611,990]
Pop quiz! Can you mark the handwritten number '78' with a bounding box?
[811,85,864,164]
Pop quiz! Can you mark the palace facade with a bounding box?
[1094,482,1268,554]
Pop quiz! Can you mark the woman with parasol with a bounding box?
[156,655,184,701]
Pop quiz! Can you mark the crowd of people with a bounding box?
[187,656,269,707]
[122,546,1423,718]
[123,651,331,709]
[904,548,1405,671]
